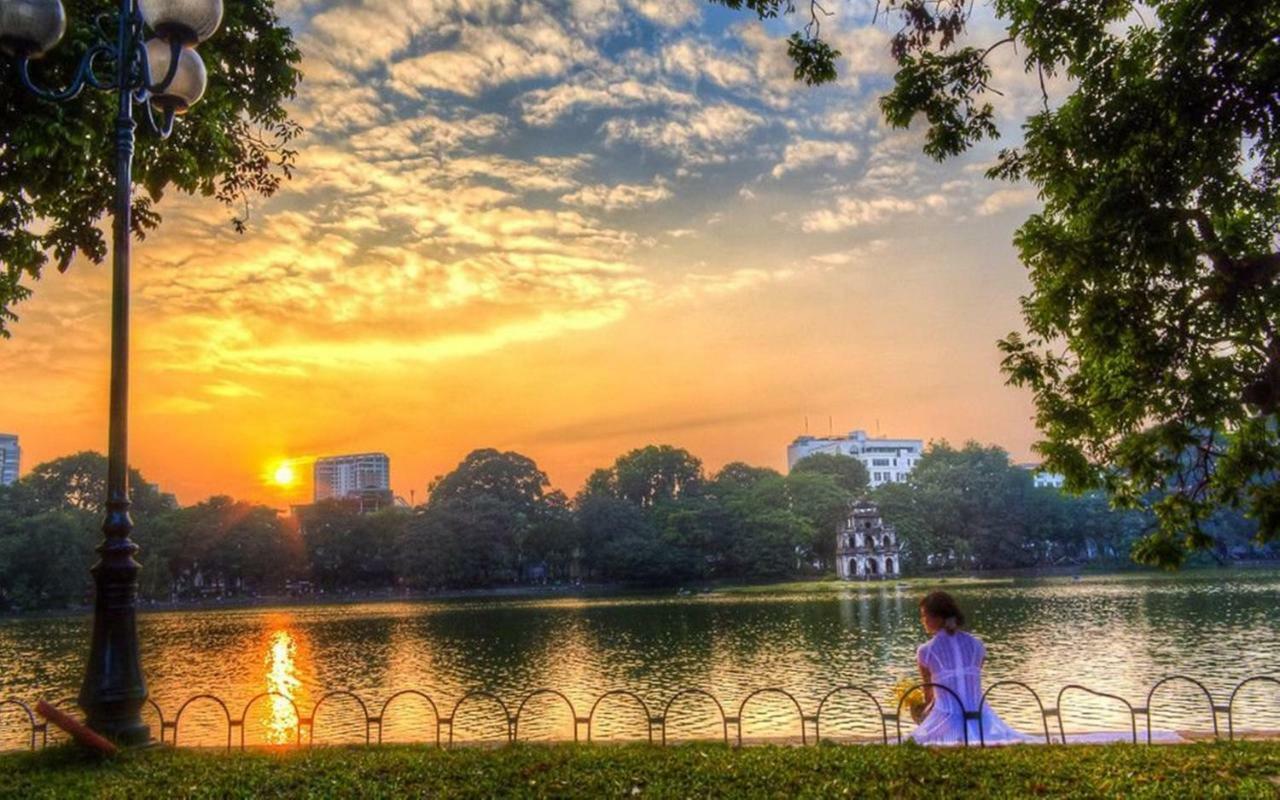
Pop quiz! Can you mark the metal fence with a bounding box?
[2,674,1276,752]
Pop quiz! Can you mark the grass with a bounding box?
[3,741,1279,799]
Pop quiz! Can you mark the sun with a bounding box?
[272,462,297,487]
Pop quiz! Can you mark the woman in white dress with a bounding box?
[910,591,1034,745]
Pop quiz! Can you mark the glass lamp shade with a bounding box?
[145,38,206,112]
[0,0,66,57]
[139,0,222,44]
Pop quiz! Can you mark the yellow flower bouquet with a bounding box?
[893,678,928,724]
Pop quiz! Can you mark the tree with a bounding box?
[784,471,852,568]
[0,0,302,334]
[138,495,303,598]
[523,490,580,580]
[714,474,815,578]
[9,451,176,517]
[722,1,1280,567]
[0,452,177,608]
[419,445,555,583]
[0,510,98,609]
[712,462,782,496]
[428,449,550,517]
[299,500,403,590]
[875,442,1037,570]
[790,453,870,496]
[576,494,666,582]
[610,445,705,508]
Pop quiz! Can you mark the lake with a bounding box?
[1,570,1278,748]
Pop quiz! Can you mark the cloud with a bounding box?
[625,0,700,28]
[560,179,672,211]
[771,139,860,178]
[603,103,765,163]
[660,39,753,88]
[387,19,588,98]
[810,239,888,265]
[519,73,697,126]
[686,266,793,294]
[148,396,216,415]
[978,186,1039,216]
[801,193,948,232]
[150,303,639,375]
[203,381,264,399]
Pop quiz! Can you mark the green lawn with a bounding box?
[3,742,1279,799]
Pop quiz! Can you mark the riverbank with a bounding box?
[3,742,1279,799]
[6,563,1278,619]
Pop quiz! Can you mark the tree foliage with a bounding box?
[5,442,1254,610]
[0,0,302,334]
[790,452,870,495]
[874,441,1157,570]
[610,445,705,508]
[0,454,298,608]
[723,0,1280,566]
[5,451,176,516]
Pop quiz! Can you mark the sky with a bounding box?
[0,0,1059,507]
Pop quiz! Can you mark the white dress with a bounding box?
[909,629,1035,745]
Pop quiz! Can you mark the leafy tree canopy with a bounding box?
[721,0,1280,566]
[428,449,550,517]
[603,445,705,508]
[0,0,302,334]
[790,452,870,495]
[0,450,176,517]
[712,462,782,495]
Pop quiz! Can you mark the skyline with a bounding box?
[0,0,1056,506]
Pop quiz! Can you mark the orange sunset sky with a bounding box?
[0,0,1057,507]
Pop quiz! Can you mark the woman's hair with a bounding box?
[919,591,965,635]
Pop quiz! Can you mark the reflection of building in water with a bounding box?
[264,629,302,744]
[835,500,901,580]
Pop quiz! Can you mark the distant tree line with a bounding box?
[0,444,1269,610]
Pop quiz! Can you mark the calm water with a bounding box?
[1,571,1278,748]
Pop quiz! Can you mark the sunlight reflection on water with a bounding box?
[0,570,1277,748]
[263,629,301,745]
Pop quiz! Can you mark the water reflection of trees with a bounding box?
[2,574,1279,745]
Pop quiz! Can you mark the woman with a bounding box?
[909,591,1033,745]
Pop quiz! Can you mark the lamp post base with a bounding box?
[79,516,150,748]
[81,714,150,748]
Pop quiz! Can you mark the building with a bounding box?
[313,452,391,503]
[0,434,19,486]
[835,500,901,579]
[787,429,923,487]
[1017,463,1066,489]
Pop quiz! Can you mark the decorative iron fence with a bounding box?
[2,674,1276,752]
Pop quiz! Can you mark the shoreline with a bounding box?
[3,561,1279,621]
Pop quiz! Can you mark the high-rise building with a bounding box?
[313,452,390,502]
[787,429,923,488]
[0,434,19,486]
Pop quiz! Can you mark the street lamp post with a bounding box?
[1,0,221,745]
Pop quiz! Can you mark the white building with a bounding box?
[313,452,390,502]
[835,500,901,580]
[1017,463,1066,489]
[787,429,923,488]
[0,434,19,486]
